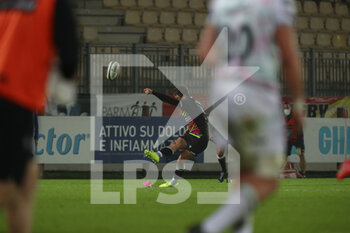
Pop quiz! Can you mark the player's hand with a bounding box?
[296,147,301,156]
[293,98,304,134]
[144,88,153,95]
[35,139,38,146]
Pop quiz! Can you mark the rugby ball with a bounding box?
[106,61,121,80]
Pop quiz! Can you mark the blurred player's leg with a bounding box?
[198,171,280,233]
[337,158,350,180]
[2,161,38,233]
[234,215,253,233]
[0,99,39,233]
[189,126,284,233]
[199,184,258,233]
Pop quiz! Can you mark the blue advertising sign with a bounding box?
[94,117,205,163]
[34,117,93,164]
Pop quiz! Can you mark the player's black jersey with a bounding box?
[153,91,209,138]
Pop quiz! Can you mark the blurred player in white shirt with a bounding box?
[189,0,304,232]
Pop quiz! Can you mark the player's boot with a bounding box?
[159,182,178,188]
[144,150,160,163]
[299,171,306,178]
[337,159,350,180]
[218,171,227,183]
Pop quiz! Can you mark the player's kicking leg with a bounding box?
[144,136,194,188]
[337,158,350,180]
[144,137,188,164]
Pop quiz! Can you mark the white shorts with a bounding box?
[210,81,285,178]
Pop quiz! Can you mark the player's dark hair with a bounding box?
[172,86,189,97]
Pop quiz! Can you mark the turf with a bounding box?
[0,178,349,233]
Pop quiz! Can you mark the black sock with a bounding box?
[175,169,185,178]
[160,147,173,157]
[218,156,227,173]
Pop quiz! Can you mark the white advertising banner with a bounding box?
[35,117,350,164]
[101,94,163,117]
[35,117,93,164]
[204,118,350,164]
[290,118,350,163]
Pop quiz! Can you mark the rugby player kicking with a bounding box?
[143,87,209,187]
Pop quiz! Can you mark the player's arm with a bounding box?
[198,24,217,64]
[276,26,304,128]
[144,88,179,106]
[33,113,39,145]
[205,93,227,116]
[276,27,304,103]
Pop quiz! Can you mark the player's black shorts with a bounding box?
[180,132,209,155]
[0,98,34,185]
[286,140,305,156]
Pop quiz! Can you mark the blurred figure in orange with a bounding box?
[0,0,78,232]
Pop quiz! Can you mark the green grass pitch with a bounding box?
[0,178,349,233]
